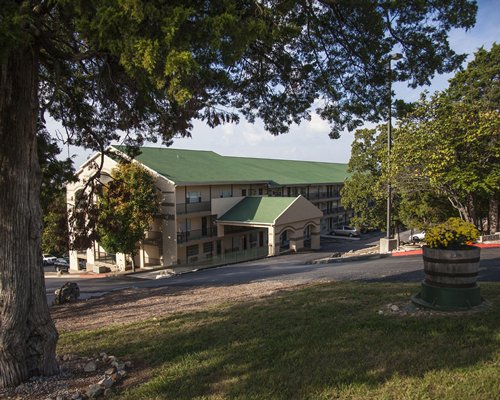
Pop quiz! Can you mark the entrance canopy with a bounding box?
[217,196,322,255]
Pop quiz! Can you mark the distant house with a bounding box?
[67,146,352,271]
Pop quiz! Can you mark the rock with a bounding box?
[124,361,133,369]
[114,362,125,371]
[117,370,127,379]
[98,377,114,389]
[390,304,400,312]
[86,384,104,399]
[378,310,384,315]
[84,361,97,372]
[103,389,112,397]
[99,352,107,359]
[54,282,80,305]
[70,393,84,400]
[105,367,116,375]
[107,355,117,364]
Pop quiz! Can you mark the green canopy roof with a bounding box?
[218,197,297,224]
[112,146,349,185]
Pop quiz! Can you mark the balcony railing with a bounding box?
[176,201,211,215]
[307,192,341,201]
[177,227,218,243]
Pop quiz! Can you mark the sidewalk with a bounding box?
[391,242,500,257]
[311,242,500,264]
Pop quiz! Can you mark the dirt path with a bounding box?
[51,279,314,332]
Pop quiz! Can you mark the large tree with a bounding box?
[97,162,159,270]
[392,45,500,229]
[341,126,388,231]
[0,0,478,387]
[393,94,499,227]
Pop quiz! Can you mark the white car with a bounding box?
[43,254,57,265]
[411,231,426,242]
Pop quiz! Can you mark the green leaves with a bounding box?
[11,0,477,151]
[392,45,500,225]
[97,162,159,257]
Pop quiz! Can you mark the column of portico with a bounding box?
[311,223,321,250]
[138,243,145,269]
[267,226,280,256]
[217,224,225,255]
[289,234,304,252]
[116,253,127,270]
[69,250,79,271]
[86,243,96,268]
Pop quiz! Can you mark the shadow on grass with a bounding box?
[59,282,500,399]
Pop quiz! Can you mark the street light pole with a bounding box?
[386,53,402,240]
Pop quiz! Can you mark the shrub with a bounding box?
[425,217,480,249]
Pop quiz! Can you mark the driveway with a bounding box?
[45,242,500,303]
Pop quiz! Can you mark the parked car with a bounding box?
[332,226,360,237]
[43,254,57,265]
[411,231,426,242]
[54,258,70,273]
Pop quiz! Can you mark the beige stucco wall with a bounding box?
[275,196,323,226]
[68,153,179,270]
[211,197,245,218]
[67,154,120,271]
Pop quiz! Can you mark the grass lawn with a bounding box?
[59,282,500,399]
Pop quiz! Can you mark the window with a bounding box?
[186,191,201,204]
[187,245,199,257]
[258,188,263,196]
[219,188,232,198]
[203,242,213,254]
[242,189,247,196]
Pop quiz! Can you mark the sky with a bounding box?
[55,0,499,169]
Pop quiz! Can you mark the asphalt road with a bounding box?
[45,244,500,303]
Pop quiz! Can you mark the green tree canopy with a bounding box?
[97,162,159,268]
[393,45,500,227]
[341,126,387,231]
[41,192,69,257]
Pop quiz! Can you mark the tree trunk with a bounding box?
[489,197,499,234]
[465,194,477,226]
[0,47,59,387]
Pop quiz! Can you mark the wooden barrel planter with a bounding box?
[412,245,482,310]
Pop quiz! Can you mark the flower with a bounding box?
[425,217,480,249]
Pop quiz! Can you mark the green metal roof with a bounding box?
[218,197,297,224]
[112,146,349,185]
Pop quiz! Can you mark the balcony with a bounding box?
[307,192,341,201]
[177,227,218,244]
[143,231,162,246]
[176,201,211,215]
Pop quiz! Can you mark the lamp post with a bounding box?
[386,53,402,240]
[379,52,402,254]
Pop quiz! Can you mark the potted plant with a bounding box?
[413,217,483,309]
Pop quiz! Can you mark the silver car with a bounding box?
[333,226,360,237]
[54,258,70,273]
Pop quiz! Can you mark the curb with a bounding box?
[310,253,390,265]
[310,242,500,265]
